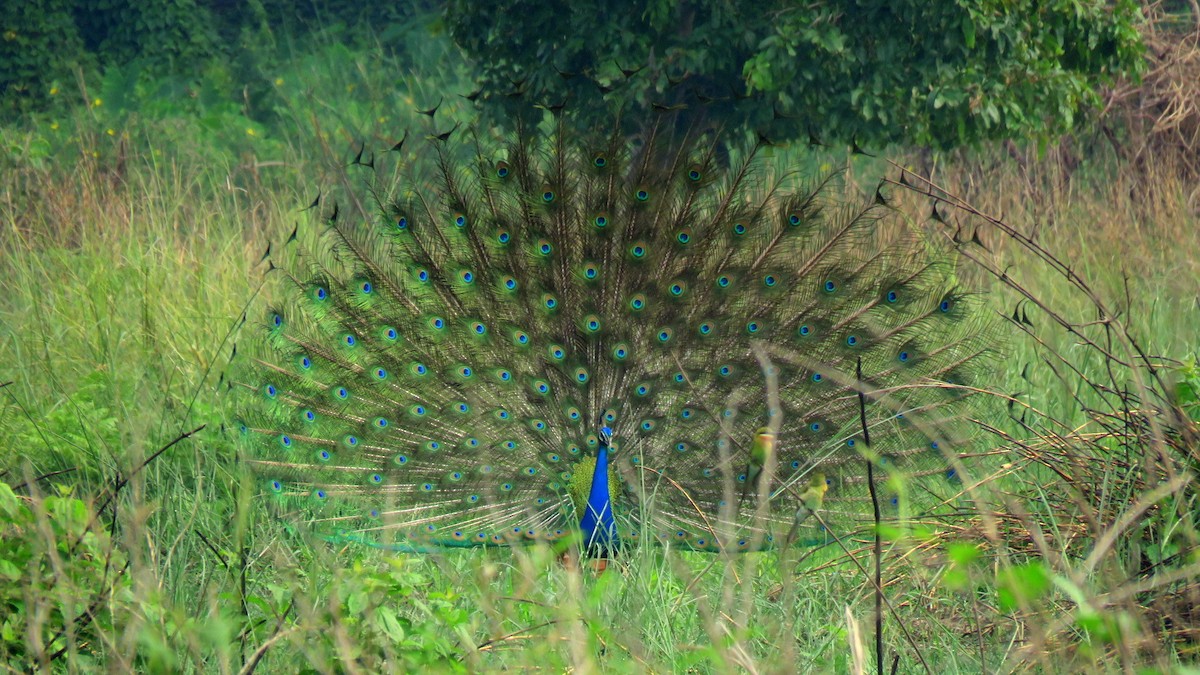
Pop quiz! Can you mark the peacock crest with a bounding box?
[235,107,995,556]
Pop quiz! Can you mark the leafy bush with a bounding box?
[298,558,472,670]
[75,0,218,77]
[0,0,86,116]
[447,0,1145,149]
[0,481,131,668]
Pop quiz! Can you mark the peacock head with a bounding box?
[598,426,614,450]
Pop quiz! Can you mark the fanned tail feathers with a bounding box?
[236,108,996,553]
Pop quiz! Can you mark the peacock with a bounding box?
[236,105,993,558]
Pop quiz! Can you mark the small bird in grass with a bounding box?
[740,426,777,504]
[784,473,830,548]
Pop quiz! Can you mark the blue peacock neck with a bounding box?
[578,428,619,556]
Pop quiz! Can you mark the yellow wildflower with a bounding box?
[92,98,102,108]
[246,128,257,137]
[49,87,58,96]
[274,78,283,86]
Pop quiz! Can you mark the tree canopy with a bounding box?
[446,0,1145,149]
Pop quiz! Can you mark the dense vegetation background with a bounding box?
[2,0,1199,671]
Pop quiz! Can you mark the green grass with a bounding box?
[2,26,1200,673]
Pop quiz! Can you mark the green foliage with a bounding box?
[3,371,122,487]
[446,0,1145,148]
[995,560,1051,611]
[0,0,443,123]
[0,5,471,175]
[308,559,471,670]
[75,0,218,77]
[255,0,432,41]
[941,541,982,591]
[1175,354,1200,423]
[0,0,86,116]
[0,481,131,667]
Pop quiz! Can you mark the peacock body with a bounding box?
[238,108,992,556]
